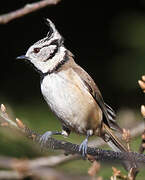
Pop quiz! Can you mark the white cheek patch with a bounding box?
[38,47,51,61]
[24,20,65,74]
[50,45,57,54]
[42,45,57,59]
[30,46,66,73]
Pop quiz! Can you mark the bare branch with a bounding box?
[0,170,21,180]
[0,168,89,180]
[0,154,77,170]
[0,156,87,180]
[0,0,61,24]
[0,104,145,168]
[30,167,89,180]
[0,121,143,171]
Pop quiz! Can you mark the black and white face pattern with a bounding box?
[23,19,67,74]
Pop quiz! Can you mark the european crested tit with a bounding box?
[17,19,128,158]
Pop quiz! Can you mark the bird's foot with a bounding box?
[79,138,88,159]
[39,131,62,148]
[39,131,53,147]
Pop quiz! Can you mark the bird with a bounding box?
[17,18,128,158]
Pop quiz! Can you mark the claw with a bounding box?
[39,131,53,147]
[79,138,88,158]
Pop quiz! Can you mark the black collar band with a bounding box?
[40,50,69,83]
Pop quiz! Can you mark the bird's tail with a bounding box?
[102,123,128,152]
[102,123,138,171]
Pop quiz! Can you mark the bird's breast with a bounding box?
[41,69,102,134]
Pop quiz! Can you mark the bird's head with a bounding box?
[17,19,66,74]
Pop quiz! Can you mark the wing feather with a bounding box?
[71,63,122,132]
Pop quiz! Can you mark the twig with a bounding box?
[138,75,145,93]
[0,104,145,168]
[122,129,131,151]
[88,161,101,179]
[138,75,145,154]
[111,75,145,180]
[111,167,128,180]
[128,75,145,180]
[0,0,61,24]
[111,167,138,180]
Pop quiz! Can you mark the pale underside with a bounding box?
[41,67,102,135]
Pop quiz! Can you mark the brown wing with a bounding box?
[71,62,122,132]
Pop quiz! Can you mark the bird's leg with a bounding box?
[79,130,93,158]
[39,125,71,146]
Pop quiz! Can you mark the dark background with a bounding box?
[0,0,145,109]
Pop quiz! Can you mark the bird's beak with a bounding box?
[16,55,29,60]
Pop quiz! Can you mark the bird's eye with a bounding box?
[34,48,40,53]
